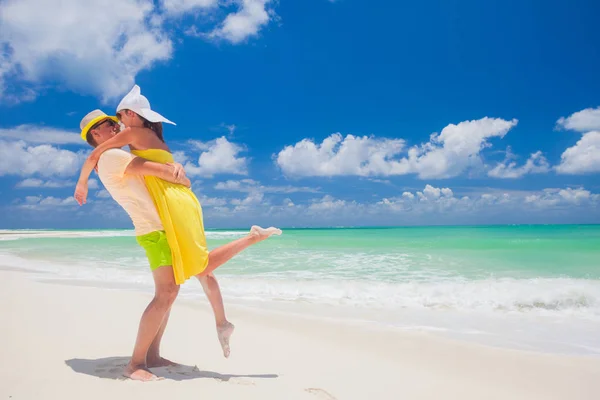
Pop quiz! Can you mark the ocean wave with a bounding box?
[0,230,135,240]
[2,252,599,319]
[213,276,600,318]
[0,229,248,241]
[204,231,247,239]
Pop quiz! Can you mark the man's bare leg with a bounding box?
[124,265,179,381]
[146,309,179,368]
[195,225,281,357]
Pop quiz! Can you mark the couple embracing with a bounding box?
[75,85,281,381]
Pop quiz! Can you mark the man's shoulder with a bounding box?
[99,148,133,159]
[98,149,135,178]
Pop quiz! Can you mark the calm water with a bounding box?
[1,225,599,355]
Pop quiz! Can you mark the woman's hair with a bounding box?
[138,115,164,143]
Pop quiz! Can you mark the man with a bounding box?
[79,110,280,381]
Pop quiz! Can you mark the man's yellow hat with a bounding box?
[79,109,119,141]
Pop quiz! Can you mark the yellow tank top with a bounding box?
[132,149,209,283]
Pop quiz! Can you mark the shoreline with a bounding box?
[2,268,600,399]
[4,264,600,358]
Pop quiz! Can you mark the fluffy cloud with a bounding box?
[276,133,406,177]
[15,178,75,189]
[0,0,172,102]
[556,107,600,132]
[307,195,356,213]
[14,195,78,210]
[488,149,550,178]
[95,189,112,199]
[161,0,218,15]
[276,117,518,179]
[555,131,600,174]
[184,137,248,177]
[0,140,85,177]
[198,184,600,227]
[215,179,320,193]
[0,0,275,103]
[379,185,598,215]
[525,188,598,208]
[0,125,83,145]
[207,0,273,44]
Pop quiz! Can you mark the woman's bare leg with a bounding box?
[195,226,281,357]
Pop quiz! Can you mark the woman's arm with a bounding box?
[74,128,135,205]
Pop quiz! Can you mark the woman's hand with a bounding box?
[74,181,88,206]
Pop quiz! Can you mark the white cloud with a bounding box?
[0,0,277,103]
[15,178,75,188]
[215,179,320,193]
[207,0,273,44]
[0,0,172,102]
[0,140,85,177]
[276,133,406,177]
[171,184,600,226]
[378,184,598,214]
[0,125,83,145]
[555,131,600,175]
[524,188,598,208]
[405,117,518,179]
[184,137,248,177]
[196,195,229,207]
[161,0,218,15]
[230,191,264,207]
[13,195,77,210]
[276,117,518,179]
[488,149,550,178]
[556,107,600,132]
[307,195,350,212]
[95,189,112,199]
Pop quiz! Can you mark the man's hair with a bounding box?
[86,131,97,147]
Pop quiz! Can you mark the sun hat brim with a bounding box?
[80,115,119,141]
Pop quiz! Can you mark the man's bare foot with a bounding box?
[123,363,161,381]
[217,321,235,358]
[249,225,282,242]
[146,357,179,368]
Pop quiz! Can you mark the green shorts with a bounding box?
[136,230,172,271]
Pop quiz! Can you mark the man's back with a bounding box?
[97,149,163,236]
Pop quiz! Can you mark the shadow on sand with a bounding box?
[65,356,279,382]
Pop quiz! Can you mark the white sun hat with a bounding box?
[116,84,176,125]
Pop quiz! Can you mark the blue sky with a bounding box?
[1,0,599,229]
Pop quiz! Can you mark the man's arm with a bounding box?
[125,158,191,187]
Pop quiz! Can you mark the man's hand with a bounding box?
[126,158,191,188]
[166,162,191,187]
[168,162,185,180]
[74,181,88,206]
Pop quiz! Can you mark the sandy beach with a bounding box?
[2,268,599,400]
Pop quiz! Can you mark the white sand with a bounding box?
[1,268,599,400]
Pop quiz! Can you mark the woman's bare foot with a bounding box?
[217,321,235,358]
[146,356,179,368]
[123,363,161,381]
[249,225,282,242]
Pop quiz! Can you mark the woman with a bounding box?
[75,85,281,369]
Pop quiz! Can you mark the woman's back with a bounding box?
[128,127,170,153]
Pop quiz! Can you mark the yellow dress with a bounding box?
[131,148,209,284]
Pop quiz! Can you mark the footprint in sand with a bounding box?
[227,377,255,385]
[93,359,128,380]
[305,388,337,400]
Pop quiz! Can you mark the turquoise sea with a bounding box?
[1,225,599,355]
